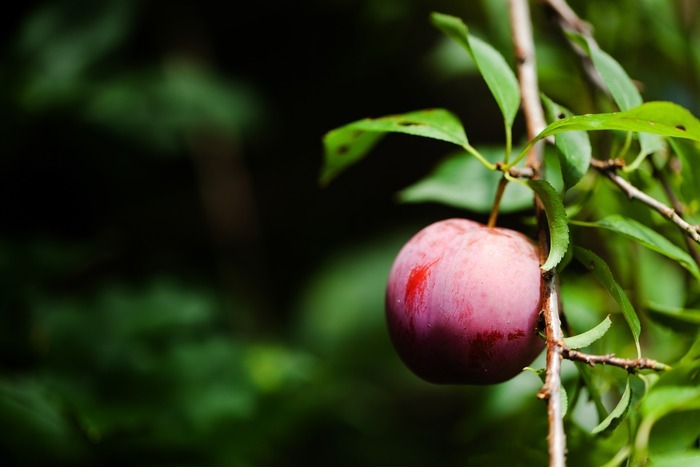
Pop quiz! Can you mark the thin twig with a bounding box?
[563,348,671,372]
[546,0,700,250]
[591,159,700,244]
[650,158,700,266]
[509,1,566,466]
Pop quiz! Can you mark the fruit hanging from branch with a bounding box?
[385,218,545,385]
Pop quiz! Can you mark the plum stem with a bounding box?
[487,176,509,228]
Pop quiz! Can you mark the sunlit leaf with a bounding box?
[591,377,631,435]
[533,101,700,143]
[573,247,641,355]
[527,179,569,270]
[564,315,612,350]
[431,12,520,127]
[398,148,532,213]
[574,35,664,158]
[541,94,592,190]
[321,109,468,185]
[572,215,700,280]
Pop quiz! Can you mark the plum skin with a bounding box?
[385,218,544,385]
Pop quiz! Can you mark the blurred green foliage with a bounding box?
[1,0,700,465]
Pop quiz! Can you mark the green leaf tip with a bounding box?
[564,315,612,350]
[591,377,632,435]
[430,11,520,127]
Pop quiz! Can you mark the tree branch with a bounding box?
[590,158,700,244]
[545,0,700,254]
[509,1,566,466]
[563,348,670,372]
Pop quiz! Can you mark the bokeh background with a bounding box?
[2,0,698,465]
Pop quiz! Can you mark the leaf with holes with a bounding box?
[320,108,468,185]
[533,101,700,144]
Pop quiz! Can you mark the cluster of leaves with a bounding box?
[322,11,700,467]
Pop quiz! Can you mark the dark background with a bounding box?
[1,0,698,465]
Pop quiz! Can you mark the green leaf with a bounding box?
[431,12,520,127]
[591,377,631,435]
[534,101,700,143]
[541,94,592,190]
[635,362,700,466]
[320,108,468,185]
[398,148,532,213]
[564,315,612,350]
[670,138,700,207]
[649,450,700,467]
[526,180,569,271]
[556,227,574,273]
[572,215,700,280]
[568,33,665,160]
[573,246,641,355]
[647,411,700,460]
[588,44,642,111]
[642,386,700,422]
[647,302,700,332]
[581,38,664,157]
